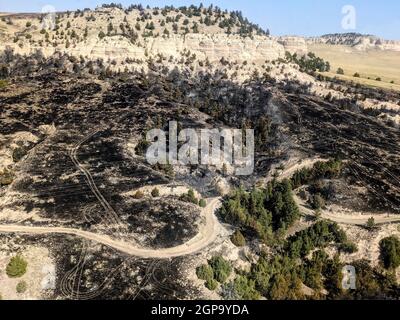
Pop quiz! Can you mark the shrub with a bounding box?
[379,236,400,269]
[353,73,360,78]
[151,187,160,198]
[133,191,144,199]
[196,264,214,281]
[16,281,27,293]
[179,189,198,205]
[205,278,218,291]
[0,169,13,186]
[231,230,246,247]
[231,276,261,300]
[366,217,376,231]
[25,21,32,28]
[199,199,207,208]
[0,59,8,71]
[6,255,28,278]
[12,146,27,162]
[336,68,344,75]
[0,79,8,89]
[339,242,358,254]
[135,138,150,156]
[376,77,382,81]
[310,194,325,210]
[209,256,232,283]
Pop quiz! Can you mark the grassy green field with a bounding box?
[309,44,400,91]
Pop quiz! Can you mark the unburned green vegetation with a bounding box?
[290,159,343,189]
[0,79,8,89]
[179,189,206,207]
[216,220,397,300]
[219,180,300,244]
[6,255,28,278]
[230,230,246,247]
[16,280,27,294]
[285,220,350,259]
[196,256,232,290]
[379,236,400,269]
[285,51,331,73]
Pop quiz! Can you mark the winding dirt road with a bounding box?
[0,128,223,258]
[263,157,400,226]
[0,198,221,258]
[294,194,400,226]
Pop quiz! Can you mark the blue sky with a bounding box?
[1,0,399,39]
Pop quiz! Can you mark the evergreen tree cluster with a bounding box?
[379,236,400,269]
[285,51,331,73]
[285,220,348,259]
[219,179,300,243]
[290,159,343,189]
[196,256,232,290]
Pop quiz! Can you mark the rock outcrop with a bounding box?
[275,36,308,55]
[1,33,286,65]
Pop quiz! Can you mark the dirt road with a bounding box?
[262,157,400,226]
[0,128,223,258]
[294,194,400,226]
[0,198,221,258]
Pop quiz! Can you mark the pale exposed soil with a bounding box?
[123,184,201,199]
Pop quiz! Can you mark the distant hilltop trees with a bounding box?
[97,2,269,37]
[320,32,374,38]
[5,2,273,51]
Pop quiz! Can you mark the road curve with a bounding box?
[0,198,222,258]
[265,158,400,226]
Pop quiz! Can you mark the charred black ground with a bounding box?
[1,51,400,299]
